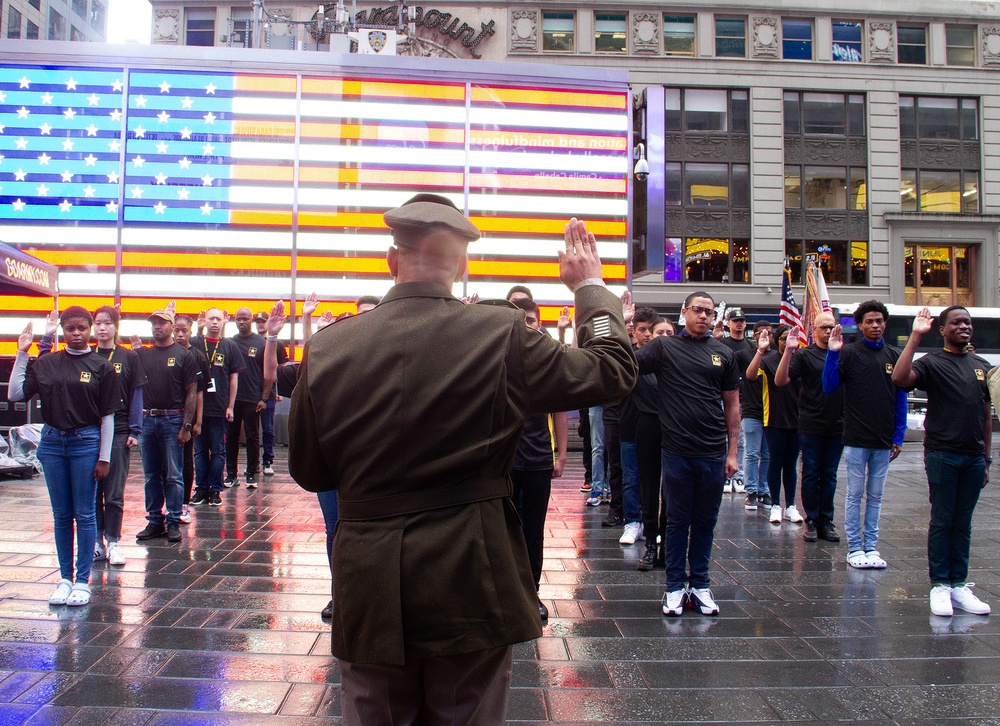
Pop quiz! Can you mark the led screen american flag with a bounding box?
[0,57,629,354]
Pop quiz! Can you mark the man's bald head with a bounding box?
[813,310,837,348]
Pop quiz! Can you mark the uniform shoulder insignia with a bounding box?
[592,314,611,338]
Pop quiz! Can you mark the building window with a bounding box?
[681,238,750,284]
[905,245,974,306]
[784,92,865,136]
[786,166,866,210]
[7,7,22,38]
[832,20,863,62]
[900,96,978,141]
[72,0,87,20]
[782,19,812,60]
[785,240,868,286]
[26,20,39,38]
[48,8,66,39]
[666,88,749,133]
[946,26,976,66]
[542,12,574,52]
[897,24,927,65]
[715,17,745,58]
[70,24,85,41]
[663,15,695,56]
[90,1,105,32]
[185,9,215,46]
[230,6,254,47]
[594,13,626,53]
[29,0,40,9]
[900,169,979,213]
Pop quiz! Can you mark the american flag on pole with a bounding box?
[780,258,802,328]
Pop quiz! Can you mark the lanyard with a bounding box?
[204,338,220,362]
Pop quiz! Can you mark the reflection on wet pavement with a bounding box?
[0,445,997,723]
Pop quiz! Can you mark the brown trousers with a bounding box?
[339,645,513,726]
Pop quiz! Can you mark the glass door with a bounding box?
[904,244,974,305]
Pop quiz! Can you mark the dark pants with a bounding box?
[511,468,552,590]
[926,451,985,586]
[661,450,725,591]
[195,415,228,494]
[317,490,339,569]
[339,645,513,726]
[97,432,131,542]
[579,409,592,485]
[182,437,194,504]
[140,414,184,526]
[603,413,622,518]
[765,427,800,508]
[226,400,260,478]
[261,398,276,466]
[637,413,664,542]
[799,433,843,525]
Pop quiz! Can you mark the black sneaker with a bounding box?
[602,513,624,527]
[136,523,166,541]
[759,493,772,508]
[166,523,182,542]
[245,474,258,489]
[209,492,222,507]
[804,521,818,542]
[637,542,657,571]
[223,474,239,488]
[744,492,758,511]
[190,490,209,506]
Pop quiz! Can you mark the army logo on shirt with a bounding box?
[711,354,722,366]
[885,363,894,374]
[976,369,986,381]
[248,347,257,358]
[113,362,123,374]
[213,353,225,366]
[79,371,92,383]
[167,358,176,367]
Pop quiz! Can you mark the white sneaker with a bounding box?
[784,505,803,523]
[864,550,887,569]
[263,464,275,476]
[179,505,192,524]
[49,579,73,606]
[951,584,991,615]
[619,521,644,545]
[930,584,953,617]
[732,479,746,493]
[723,479,733,493]
[689,587,720,615]
[661,588,687,616]
[107,541,126,566]
[769,505,782,524]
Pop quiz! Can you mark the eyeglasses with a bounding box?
[686,305,715,317]
[816,325,835,331]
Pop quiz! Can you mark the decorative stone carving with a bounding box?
[752,17,779,59]
[154,9,180,44]
[785,211,803,238]
[632,12,658,55]
[804,212,848,238]
[803,137,847,164]
[983,26,1000,66]
[509,9,537,52]
[687,136,731,159]
[686,211,731,236]
[849,212,870,240]
[916,141,961,167]
[846,137,868,167]
[731,210,751,236]
[900,139,918,168]
[868,21,895,63]
[267,7,292,36]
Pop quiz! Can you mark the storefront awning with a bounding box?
[0,241,58,297]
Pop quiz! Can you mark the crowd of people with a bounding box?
[4,195,995,723]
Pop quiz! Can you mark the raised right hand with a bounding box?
[558,218,603,291]
[44,310,58,337]
[786,325,802,352]
[911,306,933,337]
[557,306,572,330]
[17,322,33,353]
[828,324,844,352]
[267,301,285,336]
[756,328,770,353]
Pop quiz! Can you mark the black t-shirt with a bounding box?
[911,350,991,455]
[759,351,800,429]
[787,344,843,436]
[735,346,764,421]
[636,332,741,458]
[276,363,300,399]
[836,341,901,449]
[232,333,267,403]
[94,346,147,435]
[191,337,245,418]
[186,346,212,394]
[24,351,119,431]
[720,335,754,356]
[513,414,554,471]
[136,343,202,410]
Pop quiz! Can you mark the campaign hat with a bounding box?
[383,193,481,243]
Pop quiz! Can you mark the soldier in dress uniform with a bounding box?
[289,193,636,725]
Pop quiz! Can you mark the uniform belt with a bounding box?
[337,477,511,521]
[143,408,184,416]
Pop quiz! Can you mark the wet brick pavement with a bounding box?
[0,443,998,724]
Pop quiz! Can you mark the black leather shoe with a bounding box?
[136,523,166,541]
[818,522,841,542]
[602,513,624,527]
[538,599,549,620]
[803,521,818,542]
[637,543,657,571]
[321,600,333,619]
[166,523,182,542]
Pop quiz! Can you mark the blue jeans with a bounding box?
[317,490,339,569]
[620,441,641,523]
[925,451,985,586]
[589,406,606,490]
[661,450,725,591]
[734,419,745,480]
[843,446,891,552]
[195,415,228,494]
[37,425,100,584]
[742,418,769,495]
[764,428,799,508]
[799,434,843,525]
[140,414,185,526]
[261,398,276,466]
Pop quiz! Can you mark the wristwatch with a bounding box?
[986,456,993,465]
[183,422,193,431]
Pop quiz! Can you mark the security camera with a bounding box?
[633,157,649,182]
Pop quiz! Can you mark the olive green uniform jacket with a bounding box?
[289,280,636,666]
